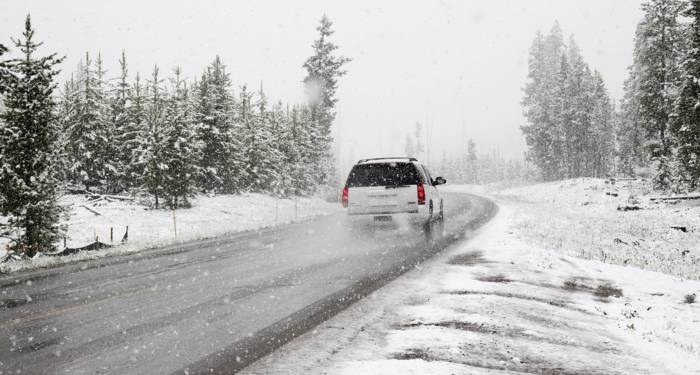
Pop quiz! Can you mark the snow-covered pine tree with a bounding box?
[521,30,547,178]
[545,24,567,180]
[136,66,167,208]
[302,15,350,188]
[617,21,649,176]
[523,24,615,181]
[123,72,146,189]
[161,67,201,208]
[194,57,239,193]
[192,72,214,190]
[0,15,64,256]
[467,139,478,184]
[238,85,259,191]
[590,71,615,178]
[95,53,120,193]
[553,51,570,179]
[286,105,315,195]
[110,51,132,192]
[281,105,300,195]
[564,38,594,177]
[56,74,79,185]
[635,0,687,188]
[521,24,566,181]
[260,87,284,192]
[268,100,290,196]
[671,0,700,188]
[66,52,112,192]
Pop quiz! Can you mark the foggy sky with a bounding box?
[1,0,643,170]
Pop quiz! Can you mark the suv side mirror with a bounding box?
[434,176,446,185]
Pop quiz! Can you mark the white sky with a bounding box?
[1,0,644,170]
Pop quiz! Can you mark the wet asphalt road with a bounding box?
[0,192,495,374]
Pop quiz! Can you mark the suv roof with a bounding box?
[357,157,418,164]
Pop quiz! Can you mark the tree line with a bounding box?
[436,139,535,185]
[524,1,700,192]
[618,0,700,191]
[0,15,348,255]
[521,22,615,182]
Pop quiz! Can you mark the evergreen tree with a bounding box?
[238,85,258,190]
[302,15,350,187]
[590,71,615,177]
[0,15,64,256]
[522,23,616,181]
[66,52,112,191]
[95,53,120,192]
[124,72,146,189]
[194,56,240,192]
[618,22,648,176]
[671,0,700,188]
[249,86,281,191]
[635,0,687,188]
[161,67,200,207]
[564,38,592,177]
[192,72,214,189]
[286,105,315,195]
[553,51,570,178]
[110,51,132,192]
[466,139,478,183]
[521,24,566,180]
[252,88,283,193]
[269,101,292,196]
[136,66,167,208]
[56,74,79,184]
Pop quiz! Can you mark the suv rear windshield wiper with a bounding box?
[385,184,411,189]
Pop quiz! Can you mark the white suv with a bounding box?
[341,157,446,232]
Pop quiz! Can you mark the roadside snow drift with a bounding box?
[1,193,337,273]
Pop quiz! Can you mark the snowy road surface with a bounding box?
[0,192,495,374]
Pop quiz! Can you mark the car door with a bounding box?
[421,165,441,214]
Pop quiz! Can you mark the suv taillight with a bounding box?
[417,183,426,205]
[342,186,349,208]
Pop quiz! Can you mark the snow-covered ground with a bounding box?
[498,178,700,280]
[0,193,338,273]
[242,183,700,375]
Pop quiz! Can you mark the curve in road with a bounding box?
[0,192,495,374]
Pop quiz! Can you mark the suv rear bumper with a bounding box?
[346,210,429,226]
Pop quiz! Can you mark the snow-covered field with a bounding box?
[0,193,338,273]
[498,178,700,280]
[242,183,700,375]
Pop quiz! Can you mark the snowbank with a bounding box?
[0,193,338,273]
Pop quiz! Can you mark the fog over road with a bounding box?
[0,192,495,374]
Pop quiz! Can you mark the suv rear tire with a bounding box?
[423,201,434,237]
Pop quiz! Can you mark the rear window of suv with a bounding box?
[346,162,420,187]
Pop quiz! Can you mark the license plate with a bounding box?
[374,216,392,222]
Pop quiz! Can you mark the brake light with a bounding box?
[417,183,426,205]
[342,186,349,208]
